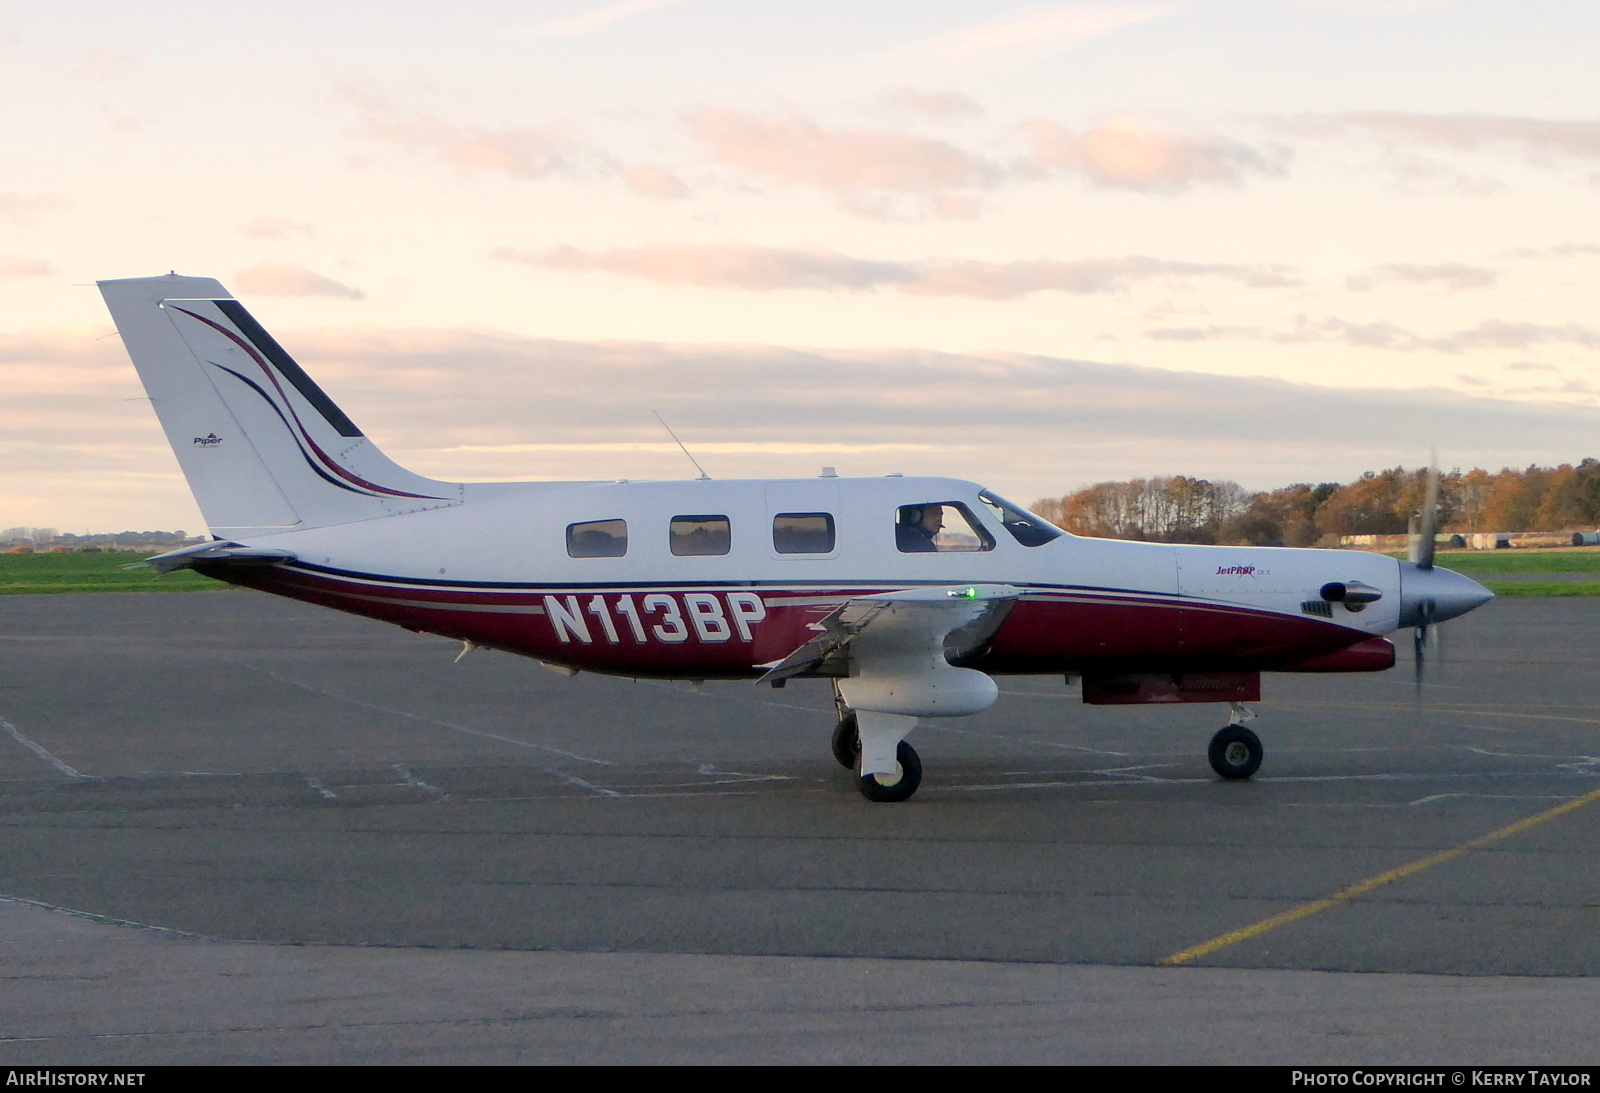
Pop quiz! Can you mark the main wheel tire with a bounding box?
[857,741,923,803]
[831,713,860,769]
[1208,725,1263,780]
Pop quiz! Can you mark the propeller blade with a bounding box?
[1410,454,1440,571]
[1412,600,1437,692]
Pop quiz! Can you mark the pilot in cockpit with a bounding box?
[895,504,944,552]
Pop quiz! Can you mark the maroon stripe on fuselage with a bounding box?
[979,595,1375,674]
[205,564,1376,679]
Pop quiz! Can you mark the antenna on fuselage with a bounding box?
[652,410,711,481]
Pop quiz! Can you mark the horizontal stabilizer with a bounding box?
[142,540,298,573]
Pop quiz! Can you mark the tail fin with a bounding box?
[99,274,461,538]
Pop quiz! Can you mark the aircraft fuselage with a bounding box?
[201,474,1422,682]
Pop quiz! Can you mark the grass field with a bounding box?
[0,553,221,595]
[1481,581,1600,597]
[1424,548,1600,574]
[1376,548,1600,595]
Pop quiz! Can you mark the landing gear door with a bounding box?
[765,481,840,559]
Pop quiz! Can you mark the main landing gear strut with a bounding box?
[831,713,924,803]
[831,687,924,803]
[1207,703,1263,780]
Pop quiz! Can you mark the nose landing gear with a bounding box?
[1208,704,1263,780]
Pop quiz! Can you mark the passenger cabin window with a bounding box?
[894,503,994,553]
[567,519,627,558]
[978,490,1063,548]
[773,512,835,554]
[670,514,731,557]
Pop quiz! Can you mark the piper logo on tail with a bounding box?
[193,433,222,446]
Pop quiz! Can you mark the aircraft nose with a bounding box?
[1397,562,1494,627]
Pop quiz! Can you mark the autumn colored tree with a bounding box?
[1534,460,1600,528]
[1038,476,1248,542]
[1313,468,1412,537]
[1033,458,1600,544]
[1217,482,1338,546]
[1449,468,1495,531]
[1481,467,1548,531]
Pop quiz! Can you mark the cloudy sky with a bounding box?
[5,0,1600,531]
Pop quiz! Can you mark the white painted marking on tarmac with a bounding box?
[614,790,761,798]
[944,778,1182,792]
[1257,770,1574,785]
[615,764,791,788]
[526,763,791,798]
[1087,764,1184,782]
[941,768,1593,793]
[919,722,1133,757]
[694,762,791,783]
[1375,677,1465,690]
[304,776,337,800]
[635,677,825,717]
[1467,746,1600,765]
[545,769,622,798]
[0,714,88,779]
[1409,793,1581,806]
[238,664,612,765]
[392,764,447,799]
[0,895,212,940]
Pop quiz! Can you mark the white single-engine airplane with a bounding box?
[101,274,1494,802]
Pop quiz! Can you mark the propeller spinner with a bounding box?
[1398,458,1491,687]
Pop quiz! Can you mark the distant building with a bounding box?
[2,530,204,552]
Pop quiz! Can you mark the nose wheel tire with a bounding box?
[1208,725,1263,780]
[831,713,860,769]
[858,741,922,803]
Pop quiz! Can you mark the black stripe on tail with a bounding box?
[213,299,362,438]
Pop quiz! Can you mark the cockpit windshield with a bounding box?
[977,490,1064,547]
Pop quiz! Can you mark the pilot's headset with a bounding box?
[898,505,926,526]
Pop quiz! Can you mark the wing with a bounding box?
[757,583,1019,695]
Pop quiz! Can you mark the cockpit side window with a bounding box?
[567,519,628,558]
[895,503,995,553]
[670,514,731,557]
[978,491,1063,547]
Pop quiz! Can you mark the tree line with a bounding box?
[1029,459,1600,546]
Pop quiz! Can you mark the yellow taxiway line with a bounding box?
[1160,785,1600,966]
